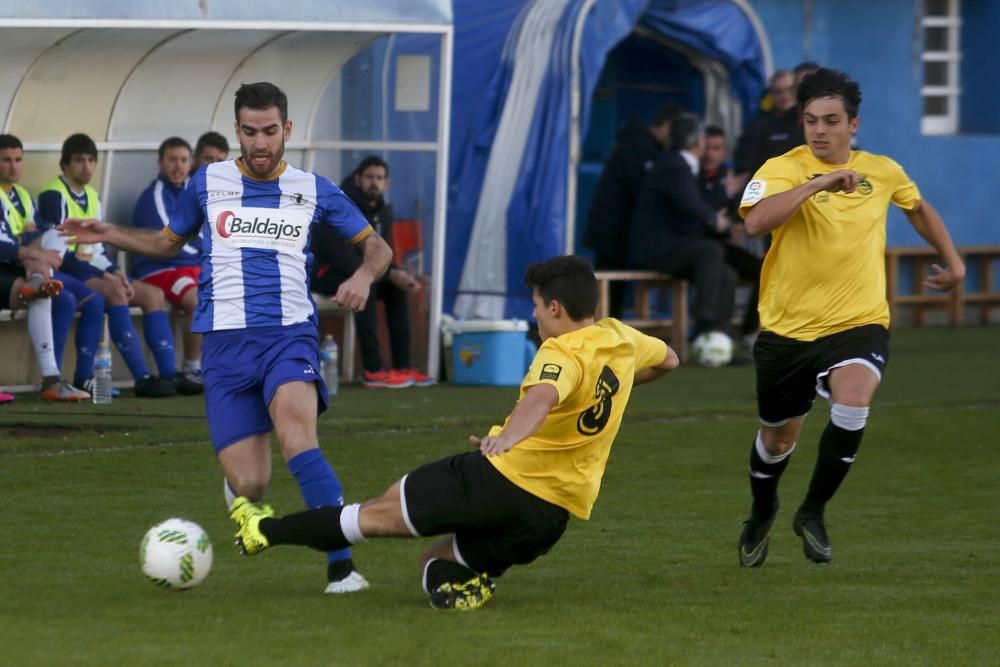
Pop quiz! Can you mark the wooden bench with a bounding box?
[594,270,689,360]
[886,245,1000,325]
[1,299,358,391]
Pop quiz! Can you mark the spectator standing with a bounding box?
[734,70,802,182]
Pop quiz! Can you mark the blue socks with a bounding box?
[72,291,105,386]
[107,304,150,380]
[50,289,77,369]
[287,448,351,564]
[143,310,177,377]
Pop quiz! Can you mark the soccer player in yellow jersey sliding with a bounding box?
[736,68,964,567]
[229,255,680,610]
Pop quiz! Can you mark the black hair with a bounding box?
[797,68,862,119]
[194,131,229,158]
[234,82,288,124]
[704,125,726,139]
[523,255,598,322]
[669,113,704,151]
[653,103,683,128]
[794,61,821,78]
[158,136,191,161]
[355,155,390,178]
[0,134,23,151]
[60,133,98,169]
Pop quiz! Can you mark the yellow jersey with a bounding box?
[739,146,921,340]
[488,318,668,520]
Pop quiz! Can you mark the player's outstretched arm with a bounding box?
[471,383,559,457]
[59,219,186,259]
[744,170,858,236]
[903,199,966,292]
[634,345,680,386]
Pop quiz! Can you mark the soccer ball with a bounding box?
[140,518,213,590]
[691,331,733,368]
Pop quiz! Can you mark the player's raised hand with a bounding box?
[59,218,108,243]
[924,262,964,292]
[816,169,859,194]
[470,433,516,457]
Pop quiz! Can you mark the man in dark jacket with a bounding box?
[734,70,803,180]
[699,126,761,336]
[311,156,431,388]
[582,104,681,317]
[628,114,736,341]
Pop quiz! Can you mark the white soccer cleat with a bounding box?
[324,570,370,594]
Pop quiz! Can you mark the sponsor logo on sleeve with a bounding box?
[741,179,766,205]
[540,363,562,381]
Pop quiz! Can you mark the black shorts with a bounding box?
[0,263,24,310]
[754,324,890,425]
[402,451,570,576]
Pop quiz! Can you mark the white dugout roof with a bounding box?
[0,0,454,378]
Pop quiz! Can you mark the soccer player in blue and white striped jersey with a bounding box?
[63,82,394,593]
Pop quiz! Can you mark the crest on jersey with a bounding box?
[540,363,562,381]
[741,179,766,205]
[292,193,304,205]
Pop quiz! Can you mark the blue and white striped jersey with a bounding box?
[167,159,372,334]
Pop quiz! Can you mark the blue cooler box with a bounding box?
[447,320,534,386]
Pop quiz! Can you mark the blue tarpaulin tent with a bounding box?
[445,0,770,321]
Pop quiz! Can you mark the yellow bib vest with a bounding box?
[38,177,101,253]
[0,184,35,236]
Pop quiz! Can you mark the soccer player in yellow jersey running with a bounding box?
[229,255,679,610]
[736,69,964,567]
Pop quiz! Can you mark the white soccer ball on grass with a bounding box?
[140,518,213,590]
[691,331,734,368]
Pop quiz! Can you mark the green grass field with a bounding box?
[2,326,998,666]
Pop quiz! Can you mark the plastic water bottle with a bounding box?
[93,342,113,405]
[320,335,339,396]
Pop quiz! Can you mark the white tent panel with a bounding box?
[0,28,75,131]
[110,29,284,142]
[214,31,381,139]
[8,28,177,142]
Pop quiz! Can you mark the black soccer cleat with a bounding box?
[173,371,204,395]
[134,374,177,398]
[739,500,779,568]
[428,573,496,611]
[793,506,833,563]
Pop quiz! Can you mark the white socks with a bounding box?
[27,297,59,377]
[339,503,367,545]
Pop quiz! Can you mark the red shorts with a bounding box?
[141,267,200,309]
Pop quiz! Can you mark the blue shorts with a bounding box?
[59,251,106,282]
[202,322,328,451]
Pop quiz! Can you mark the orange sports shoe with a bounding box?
[361,369,415,389]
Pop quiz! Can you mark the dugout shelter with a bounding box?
[0,0,453,379]
[445,0,771,321]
